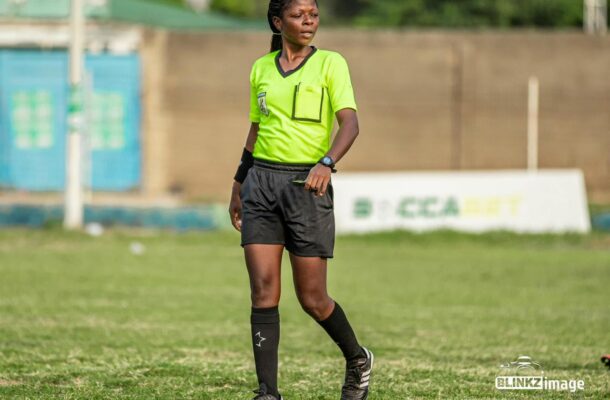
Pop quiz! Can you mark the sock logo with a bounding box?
[254,331,266,348]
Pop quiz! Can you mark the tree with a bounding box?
[209,0,268,18]
[201,0,592,28]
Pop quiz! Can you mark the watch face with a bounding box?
[323,156,332,165]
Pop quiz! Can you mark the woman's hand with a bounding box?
[229,181,243,231]
[304,164,332,196]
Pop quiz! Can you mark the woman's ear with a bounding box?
[272,15,282,33]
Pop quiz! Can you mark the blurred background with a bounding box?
[0,0,608,230]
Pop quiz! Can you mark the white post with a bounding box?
[527,76,539,172]
[585,0,594,34]
[585,0,608,35]
[64,0,85,229]
[599,0,608,35]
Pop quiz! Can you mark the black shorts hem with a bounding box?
[241,241,285,248]
[286,248,334,259]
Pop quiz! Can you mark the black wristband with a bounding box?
[234,147,254,183]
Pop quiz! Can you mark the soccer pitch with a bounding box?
[0,228,608,399]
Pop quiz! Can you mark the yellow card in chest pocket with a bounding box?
[292,82,324,122]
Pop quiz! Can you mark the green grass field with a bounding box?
[0,228,609,399]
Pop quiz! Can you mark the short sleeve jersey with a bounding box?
[249,47,357,164]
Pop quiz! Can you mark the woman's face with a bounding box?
[274,0,319,47]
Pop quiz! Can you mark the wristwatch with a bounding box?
[318,155,337,172]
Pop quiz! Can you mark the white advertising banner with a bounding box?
[332,170,590,234]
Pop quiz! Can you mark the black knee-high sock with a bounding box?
[316,301,365,361]
[251,306,280,396]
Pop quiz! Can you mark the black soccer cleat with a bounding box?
[251,383,283,400]
[602,355,610,370]
[341,346,374,400]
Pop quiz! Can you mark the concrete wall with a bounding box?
[141,30,610,203]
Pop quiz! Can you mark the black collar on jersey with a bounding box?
[275,46,318,78]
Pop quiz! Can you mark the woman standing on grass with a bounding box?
[229,0,373,399]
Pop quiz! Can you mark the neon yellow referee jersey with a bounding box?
[249,47,357,164]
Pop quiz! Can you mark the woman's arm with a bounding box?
[243,122,259,154]
[304,109,359,196]
[326,108,359,164]
[230,123,259,231]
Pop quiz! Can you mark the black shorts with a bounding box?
[240,158,335,258]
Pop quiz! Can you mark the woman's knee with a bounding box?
[250,275,280,307]
[298,291,332,319]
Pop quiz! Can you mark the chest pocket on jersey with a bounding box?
[292,82,324,123]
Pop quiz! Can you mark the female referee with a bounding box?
[229,1,373,399]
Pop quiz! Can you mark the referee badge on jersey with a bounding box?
[257,92,269,116]
[292,82,324,123]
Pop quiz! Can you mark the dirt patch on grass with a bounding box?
[0,379,22,386]
[588,235,610,250]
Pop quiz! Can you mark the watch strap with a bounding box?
[318,156,337,173]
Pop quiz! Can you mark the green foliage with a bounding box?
[207,0,589,28]
[510,0,583,27]
[209,0,268,18]
[351,0,584,28]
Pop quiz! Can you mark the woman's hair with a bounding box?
[267,0,318,53]
[267,0,290,53]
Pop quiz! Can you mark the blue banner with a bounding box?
[0,50,141,191]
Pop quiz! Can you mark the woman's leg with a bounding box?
[245,244,284,397]
[289,254,364,361]
[290,254,375,399]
